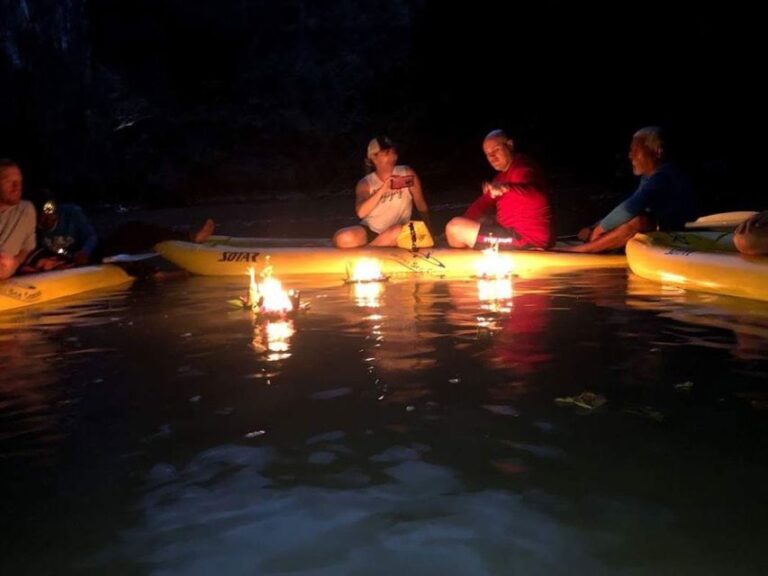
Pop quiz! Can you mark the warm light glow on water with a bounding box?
[352,281,384,308]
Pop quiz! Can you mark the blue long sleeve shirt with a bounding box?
[599,164,700,232]
[38,204,98,256]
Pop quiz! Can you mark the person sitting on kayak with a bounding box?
[0,159,36,279]
[563,126,700,253]
[26,191,100,271]
[445,129,552,250]
[23,188,216,272]
[734,211,768,255]
[333,135,432,248]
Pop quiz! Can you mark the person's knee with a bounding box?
[621,215,653,235]
[332,229,349,248]
[734,231,768,256]
[333,228,364,249]
[445,218,463,242]
[611,216,648,243]
[0,253,16,279]
[0,262,13,279]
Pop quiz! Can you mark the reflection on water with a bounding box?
[1,271,768,574]
[251,318,295,360]
[351,280,385,308]
[477,277,514,312]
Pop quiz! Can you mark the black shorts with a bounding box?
[476,223,532,250]
[364,226,377,243]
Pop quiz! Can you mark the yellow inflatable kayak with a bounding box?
[155,236,626,278]
[0,265,134,312]
[626,231,768,302]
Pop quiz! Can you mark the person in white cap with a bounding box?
[333,136,431,248]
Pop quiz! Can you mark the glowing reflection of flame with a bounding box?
[349,258,385,282]
[354,282,383,307]
[252,319,294,361]
[475,243,513,279]
[478,278,513,302]
[659,271,686,285]
[265,320,294,353]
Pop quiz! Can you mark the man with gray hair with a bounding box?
[0,159,36,279]
[564,126,699,253]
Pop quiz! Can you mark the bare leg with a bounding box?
[333,225,368,248]
[734,212,768,255]
[562,215,653,253]
[191,219,215,243]
[445,217,481,248]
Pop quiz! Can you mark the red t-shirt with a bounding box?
[463,155,551,248]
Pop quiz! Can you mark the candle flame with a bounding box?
[246,265,294,315]
[475,242,513,279]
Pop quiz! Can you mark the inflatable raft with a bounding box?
[0,265,134,312]
[155,236,626,278]
[626,231,768,302]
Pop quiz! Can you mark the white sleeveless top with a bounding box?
[361,165,413,233]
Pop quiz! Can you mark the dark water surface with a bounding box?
[2,270,767,575]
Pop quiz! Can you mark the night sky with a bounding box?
[0,1,758,218]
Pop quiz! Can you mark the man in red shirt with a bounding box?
[445,130,551,249]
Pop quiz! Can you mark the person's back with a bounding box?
[630,163,699,231]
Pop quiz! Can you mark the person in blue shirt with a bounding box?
[37,198,98,265]
[25,191,214,272]
[564,126,700,253]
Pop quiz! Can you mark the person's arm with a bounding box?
[596,200,637,232]
[0,247,33,278]
[355,177,392,219]
[8,203,37,275]
[487,166,542,197]
[598,175,662,232]
[463,188,495,222]
[405,169,433,230]
[70,205,98,264]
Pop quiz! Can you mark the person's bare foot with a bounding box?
[192,218,215,243]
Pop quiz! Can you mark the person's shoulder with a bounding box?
[651,163,691,185]
[397,165,417,176]
[512,154,546,174]
[59,203,87,216]
[19,200,35,216]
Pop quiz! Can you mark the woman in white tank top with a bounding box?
[333,136,431,248]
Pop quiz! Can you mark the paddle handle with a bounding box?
[685,211,758,230]
[102,252,159,264]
